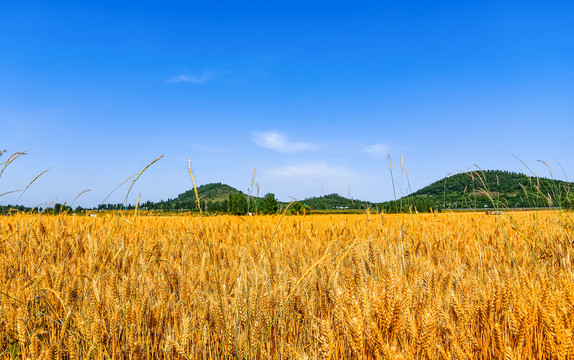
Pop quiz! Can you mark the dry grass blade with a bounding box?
[0,150,28,178]
[71,189,91,208]
[121,155,164,210]
[188,158,202,214]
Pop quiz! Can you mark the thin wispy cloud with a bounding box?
[253,131,317,153]
[269,162,356,179]
[261,161,366,199]
[364,143,389,156]
[166,70,229,84]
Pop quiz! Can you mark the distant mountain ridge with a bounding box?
[176,182,245,203]
[137,170,574,212]
[386,170,574,211]
[5,170,572,214]
[301,193,371,210]
[410,170,571,197]
[141,182,247,211]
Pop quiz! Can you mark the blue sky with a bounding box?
[1,0,573,208]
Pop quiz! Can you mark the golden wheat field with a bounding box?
[1,211,574,359]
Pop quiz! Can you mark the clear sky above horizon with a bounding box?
[1,0,573,208]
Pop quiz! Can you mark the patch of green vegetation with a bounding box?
[378,170,574,213]
[139,182,245,212]
[302,193,371,210]
[4,171,572,215]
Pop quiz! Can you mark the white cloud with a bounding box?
[269,162,350,178]
[364,143,389,156]
[166,71,218,84]
[253,131,317,153]
[261,162,366,199]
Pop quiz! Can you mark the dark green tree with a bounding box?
[564,193,574,209]
[53,203,72,214]
[259,193,279,214]
[289,202,310,215]
[230,193,248,215]
[221,199,229,212]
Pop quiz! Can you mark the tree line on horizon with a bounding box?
[2,170,573,215]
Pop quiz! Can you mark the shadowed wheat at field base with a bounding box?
[1,211,574,359]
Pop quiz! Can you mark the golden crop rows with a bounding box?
[1,211,573,359]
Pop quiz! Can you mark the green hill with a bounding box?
[169,184,373,211]
[136,171,574,213]
[142,184,373,212]
[380,170,574,212]
[175,182,244,203]
[140,183,247,211]
[302,193,371,210]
